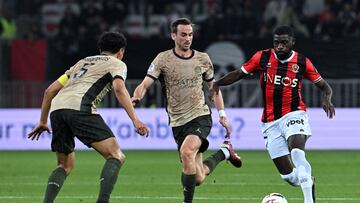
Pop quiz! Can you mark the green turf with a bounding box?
[0,150,359,203]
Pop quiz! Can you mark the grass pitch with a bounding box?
[0,150,359,203]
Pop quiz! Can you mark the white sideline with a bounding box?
[0,195,360,201]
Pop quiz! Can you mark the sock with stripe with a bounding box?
[43,167,67,203]
[97,158,122,203]
[291,148,313,203]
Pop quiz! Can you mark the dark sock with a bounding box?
[97,158,122,203]
[182,173,196,203]
[203,150,226,174]
[43,167,67,203]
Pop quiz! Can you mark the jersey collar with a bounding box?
[172,48,194,60]
[273,49,295,63]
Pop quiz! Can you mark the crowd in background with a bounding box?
[1,0,360,44]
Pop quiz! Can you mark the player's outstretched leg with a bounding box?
[202,140,242,176]
[291,148,314,203]
[221,141,242,168]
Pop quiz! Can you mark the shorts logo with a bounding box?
[286,119,304,127]
[196,128,201,133]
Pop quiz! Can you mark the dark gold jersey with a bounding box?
[50,55,127,114]
[147,49,214,127]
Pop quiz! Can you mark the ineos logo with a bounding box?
[286,119,304,127]
[263,73,298,87]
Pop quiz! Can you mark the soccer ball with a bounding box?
[261,193,288,203]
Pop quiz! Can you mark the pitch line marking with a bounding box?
[0,195,360,201]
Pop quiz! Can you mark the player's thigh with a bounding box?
[91,137,124,161]
[50,110,76,154]
[172,115,212,154]
[181,135,202,154]
[68,111,116,148]
[262,120,289,159]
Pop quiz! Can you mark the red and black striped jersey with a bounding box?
[241,49,322,123]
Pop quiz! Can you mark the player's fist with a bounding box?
[131,97,140,106]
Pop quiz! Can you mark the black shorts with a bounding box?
[172,115,212,153]
[50,109,114,154]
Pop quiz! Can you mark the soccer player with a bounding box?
[131,18,242,203]
[28,31,150,203]
[210,26,335,203]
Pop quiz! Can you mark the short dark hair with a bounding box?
[273,26,295,38]
[171,18,193,33]
[98,31,127,53]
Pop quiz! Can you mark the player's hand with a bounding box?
[133,119,150,137]
[28,123,51,141]
[219,116,231,138]
[322,99,335,119]
[209,82,220,102]
[131,96,140,106]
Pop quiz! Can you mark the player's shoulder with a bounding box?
[192,49,211,61]
[158,49,173,58]
[252,48,272,57]
[260,48,272,55]
[293,50,308,60]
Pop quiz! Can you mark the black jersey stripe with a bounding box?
[259,50,271,122]
[80,73,112,112]
[273,61,288,120]
[291,54,306,111]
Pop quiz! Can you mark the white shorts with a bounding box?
[261,110,312,159]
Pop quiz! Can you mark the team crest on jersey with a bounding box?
[147,63,155,73]
[194,66,202,73]
[292,64,299,73]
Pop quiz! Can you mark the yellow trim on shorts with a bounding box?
[58,74,69,86]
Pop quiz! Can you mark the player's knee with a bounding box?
[110,151,126,164]
[180,148,195,164]
[104,150,126,164]
[280,169,299,187]
[58,164,73,175]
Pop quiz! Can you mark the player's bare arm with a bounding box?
[314,79,335,119]
[28,80,64,140]
[131,76,155,106]
[113,78,150,136]
[207,80,231,138]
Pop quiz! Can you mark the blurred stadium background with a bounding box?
[0,0,359,202]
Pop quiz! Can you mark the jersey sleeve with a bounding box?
[203,53,214,82]
[109,60,127,81]
[303,58,322,83]
[146,53,163,80]
[241,51,262,74]
[64,62,78,77]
